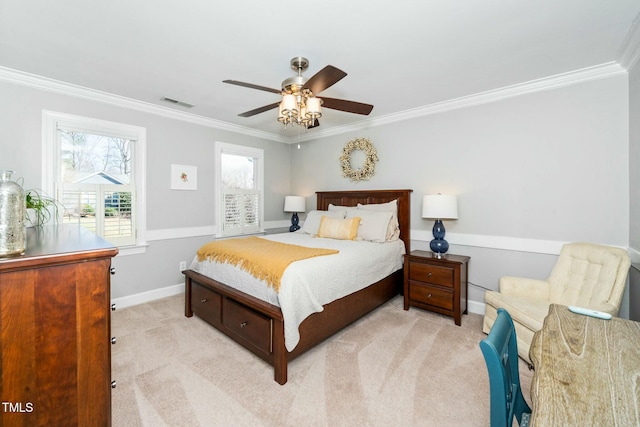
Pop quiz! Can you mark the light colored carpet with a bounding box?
[111,295,533,426]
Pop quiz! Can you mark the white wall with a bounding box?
[292,74,630,312]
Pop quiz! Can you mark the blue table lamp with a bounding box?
[422,194,458,258]
[284,196,306,232]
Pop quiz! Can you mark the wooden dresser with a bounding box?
[403,250,469,325]
[0,225,118,426]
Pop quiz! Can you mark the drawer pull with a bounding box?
[111,337,117,344]
[240,322,248,328]
[111,380,117,389]
[428,272,432,277]
[201,298,207,303]
[428,294,432,298]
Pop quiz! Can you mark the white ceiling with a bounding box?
[1,1,639,140]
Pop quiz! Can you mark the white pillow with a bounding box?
[301,210,346,235]
[357,200,400,241]
[328,203,358,213]
[346,209,393,243]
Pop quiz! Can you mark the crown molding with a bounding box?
[0,66,289,144]
[0,63,626,146]
[618,13,640,70]
[294,62,627,143]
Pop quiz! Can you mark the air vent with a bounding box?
[161,97,194,108]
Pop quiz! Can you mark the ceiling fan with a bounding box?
[223,56,374,129]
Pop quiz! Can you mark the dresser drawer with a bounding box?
[223,298,272,356]
[409,262,454,288]
[191,282,222,326]
[409,282,454,311]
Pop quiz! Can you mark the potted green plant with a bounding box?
[25,189,58,227]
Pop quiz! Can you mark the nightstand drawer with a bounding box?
[409,282,454,310]
[409,262,454,288]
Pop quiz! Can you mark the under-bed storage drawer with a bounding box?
[223,298,272,356]
[191,282,223,326]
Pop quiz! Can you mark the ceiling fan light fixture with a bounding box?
[278,92,320,129]
[224,56,373,130]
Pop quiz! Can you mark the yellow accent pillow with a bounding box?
[317,216,360,240]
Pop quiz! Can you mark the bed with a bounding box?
[184,189,412,384]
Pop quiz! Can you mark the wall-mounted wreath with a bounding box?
[340,137,378,182]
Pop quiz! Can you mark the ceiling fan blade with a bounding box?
[238,102,280,117]
[320,97,374,115]
[223,80,281,94]
[302,66,347,95]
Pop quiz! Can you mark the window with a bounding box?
[43,111,146,251]
[215,141,263,237]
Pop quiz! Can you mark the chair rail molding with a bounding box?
[411,229,567,255]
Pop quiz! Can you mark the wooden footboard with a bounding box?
[184,267,402,384]
[185,269,289,383]
[184,189,412,384]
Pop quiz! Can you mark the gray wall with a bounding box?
[0,69,634,315]
[0,80,293,299]
[630,60,640,254]
[294,75,629,244]
[628,58,640,320]
[292,74,630,312]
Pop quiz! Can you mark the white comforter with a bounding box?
[189,232,405,351]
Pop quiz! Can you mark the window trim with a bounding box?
[214,141,264,237]
[42,110,147,254]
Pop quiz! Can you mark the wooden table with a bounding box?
[529,304,640,426]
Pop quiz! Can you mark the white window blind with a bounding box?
[222,189,260,235]
[61,183,135,246]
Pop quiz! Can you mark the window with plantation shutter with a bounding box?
[42,111,147,252]
[215,142,263,237]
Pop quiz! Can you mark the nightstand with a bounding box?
[403,250,470,325]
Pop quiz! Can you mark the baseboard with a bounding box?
[468,300,486,316]
[111,283,184,309]
[111,280,488,319]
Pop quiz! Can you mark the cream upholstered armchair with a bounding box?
[483,242,631,363]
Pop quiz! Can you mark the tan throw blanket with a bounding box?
[197,236,339,292]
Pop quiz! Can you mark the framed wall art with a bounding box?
[171,164,197,190]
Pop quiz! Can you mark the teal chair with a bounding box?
[480,308,531,427]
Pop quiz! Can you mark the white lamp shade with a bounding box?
[422,194,458,219]
[284,196,306,213]
[281,94,297,114]
[305,97,322,117]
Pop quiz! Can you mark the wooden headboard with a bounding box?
[316,189,413,254]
